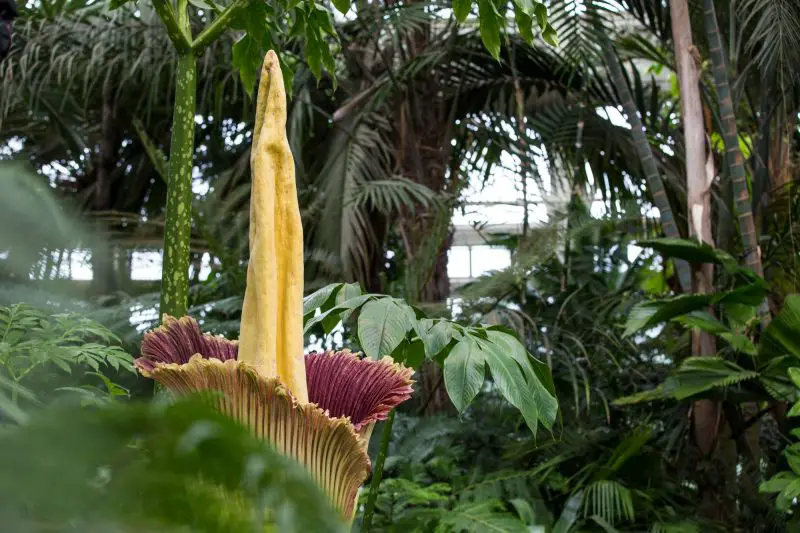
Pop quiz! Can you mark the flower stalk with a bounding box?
[136,51,414,522]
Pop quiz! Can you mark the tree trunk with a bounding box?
[598,29,691,291]
[90,83,117,296]
[702,0,762,276]
[392,22,456,414]
[671,0,728,519]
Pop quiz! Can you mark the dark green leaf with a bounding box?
[477,0,502,60]
[762,295,800,359]
[666,357,759,400]
[514,5,534,44]
[624,295,713,337]
[637,238,738,270]
[303,283,342,317]
[332,0,350,15]
[453,0,471,22]
[232,35,262,97]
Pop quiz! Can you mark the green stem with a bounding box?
[151,0,192,53]
[361,410,395,532]
[159,52,197,319]
[192,0,247,55]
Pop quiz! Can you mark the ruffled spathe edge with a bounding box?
[135,314,238,376]
[305,350,414,432]
[135,317,415,434]
[148,355,370,520]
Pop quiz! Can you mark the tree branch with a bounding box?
[191,0,247,55]
[152,0,192,54]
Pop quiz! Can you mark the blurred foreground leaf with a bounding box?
[0,396,346,533]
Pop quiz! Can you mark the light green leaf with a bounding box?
[760,471,796,494]
[303,294,373,333]
[787,401,800,418]
[542,23,558,47]
[553,490,583,533]
[479,336,539,435]
[789,368,800,389]
[637,238,739,271]
[534,2,547,27]
[443,338,486,413]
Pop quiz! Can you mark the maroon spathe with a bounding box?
[135,315,413,429]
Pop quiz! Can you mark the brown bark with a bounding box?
[670,0,735,519]
[390,28,456,414]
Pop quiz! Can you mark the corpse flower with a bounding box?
[134,51,414,521]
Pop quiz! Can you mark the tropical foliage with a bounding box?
[3,0,800,531]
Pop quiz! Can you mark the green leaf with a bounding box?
[357,298,412,359]
[477,0,502,60]
[415,319,456,358]
[789,368,800,389]
[624,283,770,337]
[443,338,486,413]
[394,338,426,369]
[762,295,800,359]
[667,357,759,400]
[188,0,218,10]
[513,5,534,44]
[453,0,471,22]
[511,0,534,15]
[109,0,134,9]
[534,2,547,27]
[335,282,363,323]
[439,501,530,533]
[624,295,713,337]
[553,491,583,533]
[760,471,796,494]
[672,311,757,355]
[0,398,347,532]
[672,311,728,334]
[478,335,540,435]
[613,384,669,406]
[487,330,557,429]
[787,401,800,418]
[786,446,800,474]
[303,283,343,317]
[331,0,350,15]
[303,294,373,333]
[232,35,262,97]
[637,238,739,271]
[541,23,558,47]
